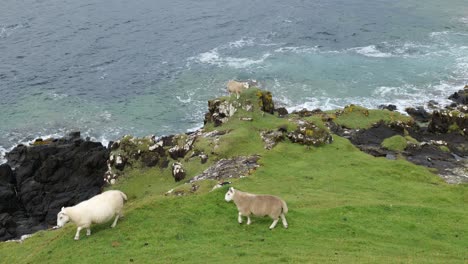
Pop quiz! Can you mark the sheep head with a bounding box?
[225,187,235,202]
[56,207,70,228]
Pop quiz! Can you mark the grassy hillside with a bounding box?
[1,89,466,263]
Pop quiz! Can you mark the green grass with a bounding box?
[1,91,467,264]
[333,105,413,129]
[381,135,408,152]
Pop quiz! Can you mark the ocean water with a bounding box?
[1,0,468,163]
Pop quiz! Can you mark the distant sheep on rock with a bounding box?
[224,187,288,229]
[227,80,249,99]
[56,190,127,240]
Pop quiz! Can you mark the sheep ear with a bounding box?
[61,207,64,210]
[230,187,234,192]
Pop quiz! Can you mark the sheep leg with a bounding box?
[74,227,82,240]
[238,212,243,224]
[269,219,279,230]
[86,228,91,236]
[236,92,240,99]
[247,216,251,225]
[111,214,120,228]
[281,213,288,228]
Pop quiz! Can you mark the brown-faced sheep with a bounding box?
[224,187,288,229]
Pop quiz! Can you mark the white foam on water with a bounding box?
[454,56,468,79]
[50,93,69,100]
[0,23,24,38]
[459,17,468,24]
[0,146,7,165]
[274,46,320,54]
[228,37,255,49]
[190,48,271,69]
[351,45,393,58]
[186,124,204,133]
[176,96,192,103]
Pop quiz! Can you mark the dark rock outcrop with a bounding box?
[378,104,397,111]
[337,120,468,184]
[0,133,109,241]
[275,107,289,117]
[448,86,468,105]
[405,107,431,123]
[428,109,468,134]
[172,162,186,182]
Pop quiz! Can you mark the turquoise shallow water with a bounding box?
[1,0,468,162]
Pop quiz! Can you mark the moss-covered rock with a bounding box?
[256,90,275,114]
[204,99,238,127]
[428,109,468,134]
[381,135,408,152]
[287,120,333,146]
[260,129,286,150]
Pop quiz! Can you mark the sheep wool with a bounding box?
[56,190,127,240]
[225,187,288,229]
[226,80,249,99]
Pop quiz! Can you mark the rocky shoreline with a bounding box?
[0,85,467,241]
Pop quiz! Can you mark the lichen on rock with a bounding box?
[287,120,333,146]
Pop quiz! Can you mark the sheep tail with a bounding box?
[119,191,128,202]
[281,200,288,214]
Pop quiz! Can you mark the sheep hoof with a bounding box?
[74,237,79,241]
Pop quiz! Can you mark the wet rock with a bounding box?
[337,119,467,184]
[1,133,108,241]
[448,86,468,105]
[275,107,288,117]
[172,162,186,182]
[405,106,431,123]
[0,164,19,215]
[427,100,439,109]
[189,155,260,182]
[378,104,397,111]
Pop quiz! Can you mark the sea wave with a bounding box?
[0,146,7,165]
[274,46,321,54]
[459,17,468,24]
[190,48,271,69]
[228,37,255,48]
[0,23,26,38]
[351,45,393,58]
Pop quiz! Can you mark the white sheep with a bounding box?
[56,190,128,240]
[224,187,288,229]
[227,80,249,99]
